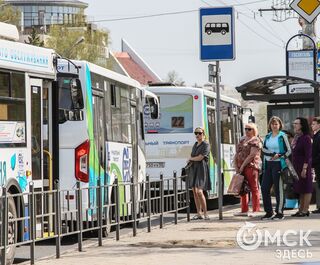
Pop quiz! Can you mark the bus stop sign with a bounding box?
[199,7,235,61]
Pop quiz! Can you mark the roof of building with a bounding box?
[5,0,88,8]
[114,52,159,86]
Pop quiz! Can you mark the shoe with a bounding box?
[261,212,273,220]
[191,214,203,220]
[272,213,284,220]
[296,212,309,217]
[233,212,248,217]
[312,209,320,214]
[248,212,259,217]
[203,215,210,220]
[291,211,301,217]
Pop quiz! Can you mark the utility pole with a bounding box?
[258,0,298,22]
[258,0,317,49]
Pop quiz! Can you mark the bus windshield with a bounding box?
[145,94,193,134]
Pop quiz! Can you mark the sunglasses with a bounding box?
[194,131,203,135]
[245,128,253,131]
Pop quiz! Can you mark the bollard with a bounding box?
[1,187,8,265]
[160,173,164,229]
[115,178,120,241]
[54,181,61,258]
[76,182,83,252]
[173,171,178,225]
[131,178,137,237]
[29,183,35,265]
[146,175,151,233]
[185,173,190,222]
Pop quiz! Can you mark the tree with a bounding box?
[165,70,185,86]
[0,0,20,26]
[46,23,109,67]
[25,27,44,47]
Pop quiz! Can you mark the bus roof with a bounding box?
[146,86,241,106]
[73,60,142,89]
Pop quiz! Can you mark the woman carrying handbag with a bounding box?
[233,123,262,217]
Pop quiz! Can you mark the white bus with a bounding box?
[144,85,247,199]
[0,23,57,264]
[57,60,159,225]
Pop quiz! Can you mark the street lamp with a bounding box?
[65,36,85,58]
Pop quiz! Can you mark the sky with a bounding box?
[83,0,304,88]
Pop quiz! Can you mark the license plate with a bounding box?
[147,162,165,168]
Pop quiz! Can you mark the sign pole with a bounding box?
[200,6,235,221]
[215,61,223,220]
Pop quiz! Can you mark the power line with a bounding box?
[90,9,197,23]
[90,0,265,23]
[201,0,284,48]
[234,0,269,6]
[240,12,286,45]
[238,17,284,48]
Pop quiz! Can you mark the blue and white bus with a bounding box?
[0,23,57,264]
[57,60,159,228]
[144,85,246,199]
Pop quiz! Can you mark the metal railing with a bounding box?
[0,172,190,265]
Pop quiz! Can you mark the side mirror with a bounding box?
[70,78,84,109]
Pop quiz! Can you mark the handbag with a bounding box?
[239,179,251,196]
[280,158,299,184]
[227,173,244,195]
[181,162,193,182]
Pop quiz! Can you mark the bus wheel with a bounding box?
[221,30,226,35]
[206,30,212,35]
[6,195,17,265]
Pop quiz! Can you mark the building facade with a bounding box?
[5,0,88,32]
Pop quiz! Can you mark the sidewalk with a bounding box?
[30,208,320,265]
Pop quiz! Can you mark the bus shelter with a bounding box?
[236,75,320,130]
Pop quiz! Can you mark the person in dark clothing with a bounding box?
[291,117,313,217]
[188,127,211,220]
[311,117,320,214]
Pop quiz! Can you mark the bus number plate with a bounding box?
[147,162,165,168]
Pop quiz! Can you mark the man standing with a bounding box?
[311,117,320,214]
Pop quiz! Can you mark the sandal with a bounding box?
[191,214,203,220]
[204,215,210,220]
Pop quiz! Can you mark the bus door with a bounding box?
[206,106,217,196]
[92,90,105,183]
[30,78,53,236]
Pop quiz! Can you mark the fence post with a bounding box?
[54,180,61,258]
[173,171,178,225]
[160,173,164,229]
[146,175,151,233]
[1,187,8,265]
[76,182,83,252]
[115,178,120,241]
[29,183,35,265]
[131,178,137,237]
[98,176,103,246]
[185,173,190,222]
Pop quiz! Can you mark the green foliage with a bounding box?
[46,24,109,67]
[0,0,20,26]
[25,27,44,47]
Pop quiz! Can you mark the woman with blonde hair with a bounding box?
[234,123,262,217]
[261,116,291,220]
[188,127,211,220]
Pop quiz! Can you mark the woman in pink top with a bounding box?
[234,123,262,217]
